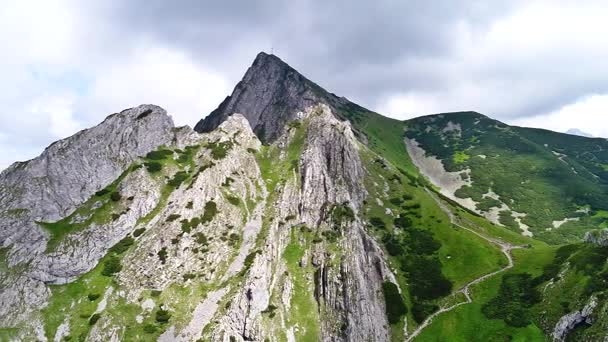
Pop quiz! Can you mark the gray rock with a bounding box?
[194,52,356,143]
[584,229,608,246]
[552,297,597,341]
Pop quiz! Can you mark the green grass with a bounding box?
[283,227,320,341]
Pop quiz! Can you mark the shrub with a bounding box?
[393,215,413,229]
[88,313,101,325]
[143,324,157,333]
[244,250,261,271]
[109,237,134,254]
[322,230,340,243]
[168,171,188,188]
[403,255,452,300]
[382,282,407,324]
[155,309,171,323]
[110,191,122,202]
[101,256,122,276]
[87,293,100,301]
[412,302,439,323]
[208,141,233,159]
[145,149,173,160]
[194,232,208,245]
[369,217,386,229]
[389,197,404,206]
[158,247,168,264]
[482,273,541,327]
[145,162,162,173]
[229,233,240,245]
[150,290,162,297]
[186,201,193,209]
[166,214,181,222]
[226,195,240,206]
[95,189,110,197]
[182,273,196,281]
[201,201,218,224]
[331,203,355,226]
[133,228,146,237]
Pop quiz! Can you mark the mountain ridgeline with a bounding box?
[1,52,607,342]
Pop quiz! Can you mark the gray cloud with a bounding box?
[2,0,608,169]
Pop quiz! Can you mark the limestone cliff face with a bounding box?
[194,52,356,143]
[0,105,175,330]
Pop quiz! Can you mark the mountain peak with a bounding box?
[194,52,342,143]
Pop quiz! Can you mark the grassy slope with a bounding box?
[339,108,571,341]
[403,112,608,244]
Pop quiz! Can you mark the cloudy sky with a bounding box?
[2,0,608,170]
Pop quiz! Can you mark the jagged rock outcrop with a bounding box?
[194,52,357,143]
[552,297,597,341]
[0,105,176,330]
[584,229,608,246]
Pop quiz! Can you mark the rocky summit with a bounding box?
[1,53,608,342]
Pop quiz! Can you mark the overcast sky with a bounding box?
[2,0,608,170]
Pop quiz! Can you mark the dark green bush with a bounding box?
[110,191,121,202]
[145,149,173,160]
[221,177,235,187]
[95,189,110,197]
[208,141,233,159]
[108,237,134,254]
[393,215,413,229]
[182,273,196,281]
[244,250,261,271]
[133,228,145,237]
[194,232,208,245]
[369,217,386,229]
[158,247,168,264]
[403,255,452,300]
[168,171,188,188]
[87,293,100,301]
[412,302,439,323]
[482,273,541,327]
[101,256,122,276]
[155,309,171,323]
[201,201,218,224]
[143,324,157,333]
[166,214,181,222]
[382,282,407,324]
[145,162,162,173]
[389,197,404,206]
[186,201,193,209]
[150,290,162,297]
[88,313,101,325]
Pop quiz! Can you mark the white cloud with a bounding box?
[509,94,608,138]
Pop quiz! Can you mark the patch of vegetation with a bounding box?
[108,237,134,255]
[145,149,173,160]
[87,293,100,301]
[382,282,408,324]
[226,195,240,206]
[88,313,101,326]
[144,162,162,173]
[110,191,121,202]
[158,247,168,264]
[155,308,171,323]
[482,273,541,327]
[168,171,188,188]
[207,140,233,159]
[101,256,122,276]
[166,214,181,222]
[133,228,145,237]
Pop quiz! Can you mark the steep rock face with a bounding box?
[552,297,597,341]
[0,105,175,329]
[204,105,392,342]
[194,52,352,143]
[584,229,608,246]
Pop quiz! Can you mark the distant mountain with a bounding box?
[1,53,607,342]
[566,128,594,138]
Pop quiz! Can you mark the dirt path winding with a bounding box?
[405,191,524,342]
